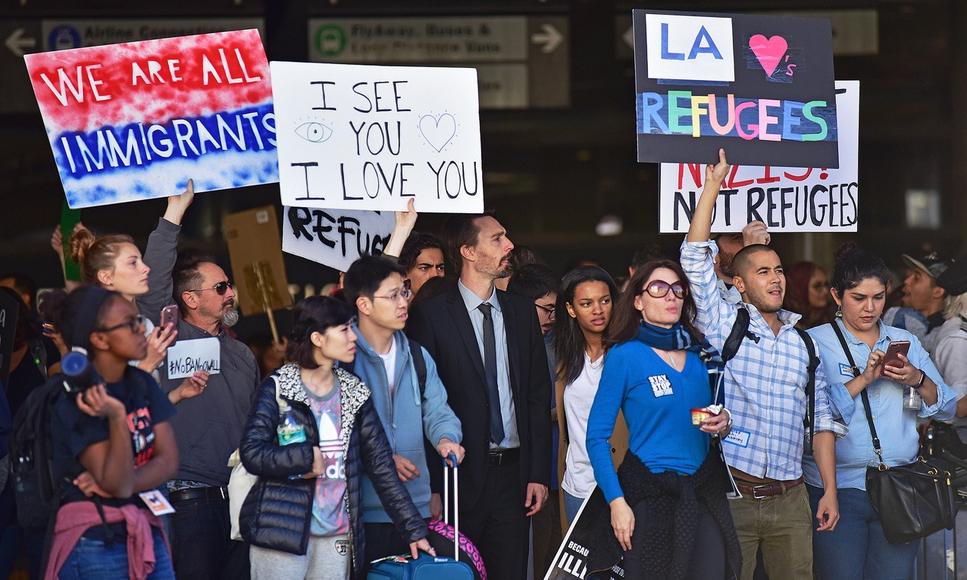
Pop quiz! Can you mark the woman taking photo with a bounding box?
[585,260,740,579]
[553,266,620,524]
[804,245,955,580]
[46,286,179,579]
[238,296,433,579]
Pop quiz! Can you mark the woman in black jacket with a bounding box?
[239,296,432,580]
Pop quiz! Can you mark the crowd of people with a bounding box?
[0,150,966,580]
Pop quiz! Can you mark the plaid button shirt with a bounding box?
[681,240,840,480]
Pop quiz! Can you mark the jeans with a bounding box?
[563,489,585,525]
[58,527,174,579]
[807,484,919,580]
[169,495,249,580]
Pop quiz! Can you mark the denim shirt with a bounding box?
[803,319,955,491]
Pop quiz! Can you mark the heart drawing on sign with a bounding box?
[748,34,788,78]
[418,113,457,152]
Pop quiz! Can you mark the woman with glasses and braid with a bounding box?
[584,259,741,580]
[45,285,178,579]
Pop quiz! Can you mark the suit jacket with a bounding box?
[407,283,552,508]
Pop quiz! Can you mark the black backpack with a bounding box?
[721,307,820,451]
[10,374,66,528]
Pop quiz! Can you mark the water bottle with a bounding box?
[903,386,922,411]
[277,402,307,446]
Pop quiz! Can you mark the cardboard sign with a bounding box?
[166,337,220,380]
[282,207,394,272]
[270,61,483,213]
[660,81,859,233]
[24,29,277,208]
[222,205,293,317]
[634,10,838,168]
[0,291,21,384]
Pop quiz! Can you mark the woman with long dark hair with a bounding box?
[784,261,834,329]
[553,266,619,524]
[804,245,955,579]
[239,296,433,579]
[585,259,741,579]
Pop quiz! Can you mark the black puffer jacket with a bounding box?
[239,363,428,577]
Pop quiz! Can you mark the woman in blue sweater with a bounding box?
[586,260,740,579]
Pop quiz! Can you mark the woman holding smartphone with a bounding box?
[239,296,433,579]
[45,286,179,579]
[585,260,740,579]
[803,244,956,580]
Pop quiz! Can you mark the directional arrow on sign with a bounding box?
[531,24,563,54]
[6,28,36,57]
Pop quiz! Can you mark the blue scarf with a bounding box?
[633,322,726,405]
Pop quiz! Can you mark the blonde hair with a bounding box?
[70,229,136,285]
[945,292,967,320]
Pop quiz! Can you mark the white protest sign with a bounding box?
[645,13,734,82]
[660,80,859,233]
[271,61,483,213]
[166,337,221,380]
[282,207,395,272]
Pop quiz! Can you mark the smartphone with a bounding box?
[160,304,180,329]
[882,340,911,368]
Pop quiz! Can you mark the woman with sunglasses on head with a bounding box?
[69,217,208,405]
[585,259,741,580]
[552,266,621,524]
[45,286,179,579]
[803,244,956,580]
[239,296,433,580]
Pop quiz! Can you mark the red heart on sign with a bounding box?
[748,34,788,78]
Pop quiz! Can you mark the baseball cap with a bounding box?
[938,257,967,296]
[901,252,949,280]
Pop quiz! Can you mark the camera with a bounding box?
[60,348,102,394]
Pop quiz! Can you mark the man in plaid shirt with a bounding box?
[681,150,841,580]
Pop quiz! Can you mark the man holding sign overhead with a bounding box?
[139,181,260,580]
[681,151,841,580]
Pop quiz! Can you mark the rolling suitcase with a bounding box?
[368,456,477,580]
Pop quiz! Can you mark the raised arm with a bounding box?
[686,149,730,243]
[381,198,417,259]
[140,181,195,325]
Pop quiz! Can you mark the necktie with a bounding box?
[477,303,505,446]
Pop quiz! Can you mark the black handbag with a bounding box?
[830,321,956,544]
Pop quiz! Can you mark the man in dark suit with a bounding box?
[407,214,551,579]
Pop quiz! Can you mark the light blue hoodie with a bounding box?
[352,325,462,523]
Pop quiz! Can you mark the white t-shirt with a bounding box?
[378,338,398,398]
[562,352,605,498]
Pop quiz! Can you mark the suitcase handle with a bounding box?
[442,454,459,562]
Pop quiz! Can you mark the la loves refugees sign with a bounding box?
[634,10,839,168]
[660,81,859,233]
[24,29,277,208]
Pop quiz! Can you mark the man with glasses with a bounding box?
[681,151,841,580]
[139,180,260,580]
[407,213,551,580]
[342,255,463,562]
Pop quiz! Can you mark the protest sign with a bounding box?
[270,61,483,213]
[223,206,293,319]
[24,29,277,208]
[545,487,624,580]
[166,337,221,379]
[660,80,858,233]
[634,10,838,168]
[283,207,394,272]
[0,291,20,384]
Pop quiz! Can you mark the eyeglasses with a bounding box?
[188,281,233,295]
[642,280,687,299]
[97,314,146,334]
[373,288,413,302]
[535,303,556,318]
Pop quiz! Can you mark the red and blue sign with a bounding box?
[24,29,277,208]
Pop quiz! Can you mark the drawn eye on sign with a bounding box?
[418,112,457,152]
[295,120,334,143]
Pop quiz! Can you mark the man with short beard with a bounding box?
[407,213,551,580]
[682,151,841,580]
[139,180,259,580]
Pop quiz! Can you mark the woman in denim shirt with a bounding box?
[803,244,955,580]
